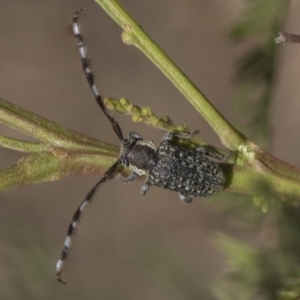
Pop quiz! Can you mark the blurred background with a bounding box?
[0,0,300,299]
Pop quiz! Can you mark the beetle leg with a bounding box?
[178,193,193,203]
[162,130,199,142]
[117,172,140,183]
[141,177,150,195]
[195,147,230,161]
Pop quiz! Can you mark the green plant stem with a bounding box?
[92,1,300,190]
[1,142,299,200]
[95,0,246,151]
[1,96,298,200]
[227,163,300,201]
[0,149,120,193]
[104,97,234,159]
[0,98,115,153]
[254,144,300,181]
[0,98,298,199]
[0,135,44,153]
[104,97,189,133]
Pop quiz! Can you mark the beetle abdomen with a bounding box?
[149,142,225,197]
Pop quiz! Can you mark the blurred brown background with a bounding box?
[0,0,299,299]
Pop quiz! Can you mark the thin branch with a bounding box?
[0,98,114,153]
[227,161,300,201]
[104,97,189,133]
[95,0,246,151]
[254,143,300,182]
[0,135,45,153]
[105,97,233,159]
[0,149,120,193]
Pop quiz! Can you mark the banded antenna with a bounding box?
[56,8,125,284]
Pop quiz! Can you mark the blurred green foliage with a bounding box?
[231,0,285,149]
[213,1,300,299]
[214,207,300,300]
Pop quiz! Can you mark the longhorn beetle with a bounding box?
[56,9,227,284]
